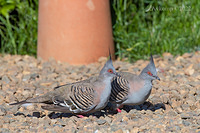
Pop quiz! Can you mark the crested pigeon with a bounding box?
[110,55,160,112]
[10,57,117,115]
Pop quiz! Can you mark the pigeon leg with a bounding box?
[116,108,122,113]
[116,104,124,113]
[77,115,85,118]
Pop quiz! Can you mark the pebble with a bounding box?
[2,75,11,84]
[0,106,7,116]
[96,119,107,125]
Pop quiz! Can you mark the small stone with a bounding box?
[96,119,107,125]
[0,128,10,133]
[22,90,32,98]
[190,105,196,110]
[110,124,120,132]
[180,113,192,119]
[181,104,190,110]
[122,116,129,122]
[186,99,195,105]
[0,106,7,116]
[8,75,19,84]
[114,129,123,133]
[176,56,184,61]
[25,104,35,110]
[130,127,139,133]
[1,75,10,84]
[22,74,31,81]
[104,116,112,124]
[185,64,195,76]
[163,52,172,57]
[175,107,183,113]
[150,96,161,104]
[168,110,178,116]
[182,120,191,126]
[196,75,200,80]
[22,70,30,75]
[182,53,192,58]
[40,82,53,87]
[161,94,170,104]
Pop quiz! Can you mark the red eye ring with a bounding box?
[147,71,153,76]
[108,69,113,73]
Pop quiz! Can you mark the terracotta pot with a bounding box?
[37,0,114,65]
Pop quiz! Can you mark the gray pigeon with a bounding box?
[10,57,117,115]
[110,55,160,112]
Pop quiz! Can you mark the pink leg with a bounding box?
[117,108,122,113]
[77,115,84,118]
[116,105,124,113]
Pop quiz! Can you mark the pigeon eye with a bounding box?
[147,71,153,76]
[108,69,113,73]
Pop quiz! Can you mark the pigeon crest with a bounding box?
[100,56,116,76]
[139,55,160,81]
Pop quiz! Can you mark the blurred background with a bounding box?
[0,0,199,62]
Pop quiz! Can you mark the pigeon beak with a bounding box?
[156,76,160,81]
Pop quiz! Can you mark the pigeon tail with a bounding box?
[9,100,29,105]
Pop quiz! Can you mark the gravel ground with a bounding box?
[0,51,199,133]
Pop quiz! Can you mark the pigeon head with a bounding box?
[140,55,160,81]
[100,56,117,78]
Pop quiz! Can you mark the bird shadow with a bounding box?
[14,111,46,118]
[13,110,107,119]
[13,101,166,119]
[123,101,166,113]
[47,111,109,119]
[105,101,166,114]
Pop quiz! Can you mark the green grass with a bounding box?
[112,0,200,61]
[0,0,38,56]
[0,0,199,61]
